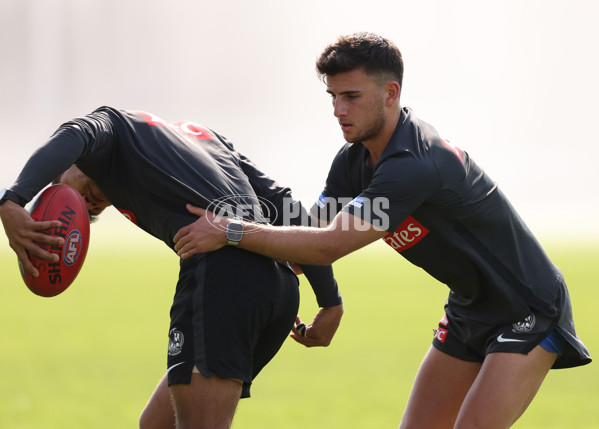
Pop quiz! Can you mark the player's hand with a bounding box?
[174,204,228,259]
[290,304,344,348]
[0,200,63,277]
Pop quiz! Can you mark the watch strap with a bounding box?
[0,189,27,207]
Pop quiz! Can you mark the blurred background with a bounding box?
[1,0,598,241]
[1,2,599,427]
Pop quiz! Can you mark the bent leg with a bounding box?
[455,345,557,428]
[170,372,242,429]
[139,374,175,429]
[400,346,481,429]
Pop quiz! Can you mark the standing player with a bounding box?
[172,33,591,428]
[0,106,343,429]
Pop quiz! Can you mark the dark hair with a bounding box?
[52,174,99,223]
[316,32,404,89]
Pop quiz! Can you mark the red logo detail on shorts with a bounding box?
[435,328,448,343]
[117,208,138,225]
[440,313,449,327]
[383,216,429,253]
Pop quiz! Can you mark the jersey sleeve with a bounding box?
[11,108,117,203]
[344,155,441,232]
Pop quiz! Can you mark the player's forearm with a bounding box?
[12,128,86,201]
[299,263,343,308]
[238,222,345,266]
[174,205,379,263]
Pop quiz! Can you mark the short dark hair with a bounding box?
[316,32,404,89]
[52,174,99,223]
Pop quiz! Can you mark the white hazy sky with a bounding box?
[1,0,598,240]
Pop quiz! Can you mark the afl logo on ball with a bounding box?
[63,230,82,267]
[168,328,185,356]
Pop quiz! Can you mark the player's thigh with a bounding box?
[251,300,299,379]
[400,346,481,429]
[170,372,242,429]
[455,345,557,429]
[139,374,175,429]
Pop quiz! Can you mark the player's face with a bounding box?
[326,68,387,144]
[59,166,111,215]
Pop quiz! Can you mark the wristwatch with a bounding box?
[226,220,244,246]
[0,188,27,207]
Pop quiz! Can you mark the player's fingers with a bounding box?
[20,258,39,278]
[32,220,63,231]
[173,226,190,245]
[179,249,197,260]
[25,241,59,262]
[174,228,196,250]
[290,333,319,348]
[31,230,64,247]
[290,332,308,344]
[292,321,308,337]
[185,204,205,216]
[290,333,306,344]
[15,249,39,277]
[176,242,189,257]
[177,243,201,260]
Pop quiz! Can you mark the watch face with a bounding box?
[227,221,244,243]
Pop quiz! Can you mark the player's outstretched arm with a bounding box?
[174,204,387,265]
[291,304,344,348]
[0,201,63,277]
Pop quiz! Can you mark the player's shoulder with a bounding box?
[381,108,447,167]
[400,108,444,149]
[87,105,126,122]
[67,106,129,131]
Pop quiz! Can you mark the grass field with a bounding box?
[0,217,597,428]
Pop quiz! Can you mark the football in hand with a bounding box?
[20,184,90,297]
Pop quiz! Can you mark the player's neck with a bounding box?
[363,108,401,168]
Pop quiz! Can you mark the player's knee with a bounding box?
[138,409,152,429]
[138,397,175,429]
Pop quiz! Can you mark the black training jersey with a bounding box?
[12,106,341,307]
[14,107,285,245]
[312,107,582,335]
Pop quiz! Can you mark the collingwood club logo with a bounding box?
[512,314,536,333]
[168,328,184,356]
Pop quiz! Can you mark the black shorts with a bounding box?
[433,280,569,362]
[432,305,558,363]
[166,246,299,398]
[432,283,591,368]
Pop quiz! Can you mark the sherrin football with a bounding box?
[20,184,90,297]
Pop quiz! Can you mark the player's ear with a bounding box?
[385,81,400,105]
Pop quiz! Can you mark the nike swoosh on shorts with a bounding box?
[167,361,186,373]
[497,334,527,343]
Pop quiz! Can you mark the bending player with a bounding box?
[0,106,343,429]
